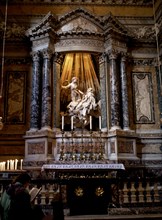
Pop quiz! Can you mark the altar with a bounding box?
[42,163,125,215]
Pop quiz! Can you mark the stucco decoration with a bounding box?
[132,72,155,124]
[0,22,26,40]
[131,26,156,41]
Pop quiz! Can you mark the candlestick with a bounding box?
[99,116,101,130]
[15,159,18,170]
[7,160,9,170]
[90,116,92,130]
[62,115,64,130]
[3,162,6,170]
[71,116,73,130]
[20,159,23,170]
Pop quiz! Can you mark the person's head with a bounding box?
[14,173,31,187]
[72,77,78,83]
[87,88,93,93]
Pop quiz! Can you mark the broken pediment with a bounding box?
[26,12,58,39]
[25,8,136,43]
[57,8,104,37]
[102,13,133,37]
[57,16,103,36]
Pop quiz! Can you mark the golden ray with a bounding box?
[60,52,100,105]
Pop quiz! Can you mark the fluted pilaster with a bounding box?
[41,49,52,130]
[109,51,121,130]
[30,51,42,131]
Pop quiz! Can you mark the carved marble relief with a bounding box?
[58,17,102,33]
[5,71,26,124]
[118,140,134,154]
[28,142,45,154]
[132,72,155,124]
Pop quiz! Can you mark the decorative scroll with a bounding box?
[132,72,155,124]
[5,71,26,124]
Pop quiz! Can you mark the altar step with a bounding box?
[65,214,162,220]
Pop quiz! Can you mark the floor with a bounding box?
[64,214,162,220]
[42,212,162,220]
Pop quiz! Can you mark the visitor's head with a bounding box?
[14,173,31,187]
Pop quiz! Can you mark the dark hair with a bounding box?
[14,173,31,185]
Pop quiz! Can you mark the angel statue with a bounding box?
[61,77,101,127]
[61,77,83,113]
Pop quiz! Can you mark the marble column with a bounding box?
[99,53,108,130]
[52,53,63,129]
[109,51,121,130]
[120,54,130,130]
[41,49,52,130]
[30,51,42,131]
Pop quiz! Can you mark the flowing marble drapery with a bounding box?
[120,54,130,130]
[30,51,42,130]
[109,51,121,129]
[41,49,52,130]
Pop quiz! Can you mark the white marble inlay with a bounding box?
[42,163,125,171]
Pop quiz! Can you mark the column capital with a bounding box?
[42,49,53,59]
[31,51,41,62]
[121,52,128,62]
[53,52,64,64]
[108,49,119,60]
[99,52,107,64]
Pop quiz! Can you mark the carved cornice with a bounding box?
[26,12,57,39]
[55,38,104,53]
[103,13,133,38]
[1,8,158,45]
[58,29,104,38]
[1,0,155,6]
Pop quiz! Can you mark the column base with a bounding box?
[109,126,121,131]
[27,128,39,133]
[123,127,131,131]
[40,126,52,131]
